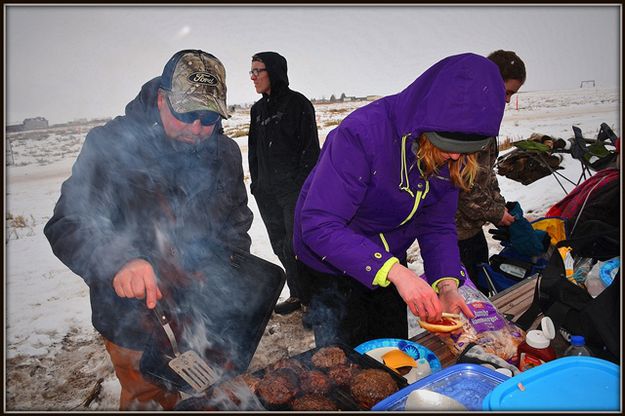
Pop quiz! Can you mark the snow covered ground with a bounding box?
[4,87,620,410]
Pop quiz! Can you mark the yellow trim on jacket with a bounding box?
[373,257,400,287]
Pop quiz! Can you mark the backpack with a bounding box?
[515,220,620,363]
[545,167,620,229]
[476,217,565,297]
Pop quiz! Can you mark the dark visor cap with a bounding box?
[424,131,493,153]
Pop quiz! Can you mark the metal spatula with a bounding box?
[153,303,219,393]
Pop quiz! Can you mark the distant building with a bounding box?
[8,117,49,132]
[6,124,24,133]
[23,117,49,131]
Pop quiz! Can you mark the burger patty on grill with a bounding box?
[291,394,339,411]
[267,357,307,377]
[327,363,360,387]
[300,369,332,395]
[350,368,399,409]
[311,346,347,369]
[255,368,300,407]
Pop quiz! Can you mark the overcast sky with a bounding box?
[5,5,622,125]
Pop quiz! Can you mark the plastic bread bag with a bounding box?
[436,282,526,364]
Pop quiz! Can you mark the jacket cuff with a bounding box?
[431,277,460,293]
[372,257,400,287]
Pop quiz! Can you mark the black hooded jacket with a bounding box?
[44,77,253,349]
[248,52,320,197]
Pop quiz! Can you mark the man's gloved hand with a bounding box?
[488,226,511,244]
[489,201,549,257]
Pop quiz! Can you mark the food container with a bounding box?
[372,363,509,411]
[483,356,620,411]
[175,343,408,411]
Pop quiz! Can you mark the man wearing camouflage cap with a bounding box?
[44,50,253,410]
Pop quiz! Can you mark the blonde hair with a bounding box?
[416,135,479,191]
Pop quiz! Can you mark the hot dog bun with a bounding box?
[418,315,464,333]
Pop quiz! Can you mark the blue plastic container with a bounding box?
[483,356,620,411]
[372,363,509,411]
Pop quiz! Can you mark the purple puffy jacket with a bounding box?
[293,53,505,289]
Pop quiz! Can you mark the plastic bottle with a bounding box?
[585,263,606,298]
[517,316,556,371]
[563,335,592,357]
[599,257,620,288]
[571,257,593,285]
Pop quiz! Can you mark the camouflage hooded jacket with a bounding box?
[455,139,507,240]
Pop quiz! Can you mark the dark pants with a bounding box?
[254,189,307,302]
[458,229,490,295]
[298,261,408,348]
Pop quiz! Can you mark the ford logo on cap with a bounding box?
[188,72,218,86]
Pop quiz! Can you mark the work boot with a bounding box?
[274,297,301,315]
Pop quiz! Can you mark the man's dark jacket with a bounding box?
[248,52,320,198]
[44,77,253,350]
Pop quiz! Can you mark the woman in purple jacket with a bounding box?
[293,53,506,347]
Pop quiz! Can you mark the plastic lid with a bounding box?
[540,316,556,340]
[526,329,550,349]
[483,356,620,411]
[571,335,586,346]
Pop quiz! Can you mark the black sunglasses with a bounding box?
[166,96,221,126]
[249,68,268,77]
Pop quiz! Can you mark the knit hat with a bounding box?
[160,50,229,119]
[424,131,493,153]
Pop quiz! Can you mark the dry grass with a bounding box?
[6,213,36,241]
[323,119,341,128]
[327,108,352,114]
[498,136,514,151]
[228,127,249,138]
[7,213,28,228]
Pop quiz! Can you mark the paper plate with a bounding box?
[354,338,442,383]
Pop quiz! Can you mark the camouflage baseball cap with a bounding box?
[160,50,230,119]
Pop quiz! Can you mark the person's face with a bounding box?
[504,79,524,103]
[157,92,217,144]
[440,151,461,161]
[250,61,271,95]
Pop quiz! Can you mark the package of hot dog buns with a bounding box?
[436,284,525,364]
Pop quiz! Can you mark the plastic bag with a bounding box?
[437,285,526,364]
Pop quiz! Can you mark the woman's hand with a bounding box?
[112,258,163,309]
[387,263,442,322]
[437,280,475,319]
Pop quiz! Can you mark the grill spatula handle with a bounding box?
[153,303,181,357]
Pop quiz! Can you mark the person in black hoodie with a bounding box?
[44,50,253,410]
[248,52,320,315]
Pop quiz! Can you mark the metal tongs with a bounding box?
[153,303,219,393]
